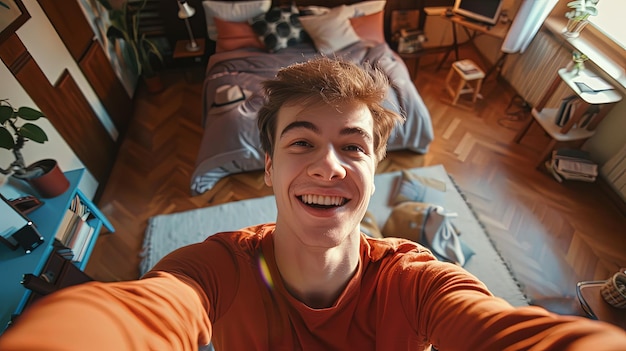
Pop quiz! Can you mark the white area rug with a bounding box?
[141,165,529,306]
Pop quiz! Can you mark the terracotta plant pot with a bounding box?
[24,159,70,198]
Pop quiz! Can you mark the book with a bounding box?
[556,96,580,127]
[548,148,598,183]
[556,170,596,182]
[572,75,614,92]
[552,148,593,162]
[65,214,84,244]
[454,59,481,75]
[555,159,598,177]
[67,219,87,249]
[75,226,96,262]
[54,209,76,242]
[554,95,577,127]
[70,221,93,262]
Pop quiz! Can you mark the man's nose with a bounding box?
[307,146,347,181]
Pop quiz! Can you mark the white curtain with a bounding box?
[501,0,558,54]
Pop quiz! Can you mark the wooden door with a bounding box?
[0,1,135,190]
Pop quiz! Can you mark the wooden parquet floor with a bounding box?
[86,51,626,306]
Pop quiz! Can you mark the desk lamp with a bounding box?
[177,0,200,52]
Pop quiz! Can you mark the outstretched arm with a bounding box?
[0,272,212,351]
[408,264,626,350]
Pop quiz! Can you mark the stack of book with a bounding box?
[397,28,425,54]
[545,148,598,183]
[54,195,95,262]
[454,59,482,75]
[554,95,599,128]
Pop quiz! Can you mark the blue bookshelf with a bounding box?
[0,169,114,333]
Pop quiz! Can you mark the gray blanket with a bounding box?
[191,41,434,194]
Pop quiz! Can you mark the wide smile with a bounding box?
[298,194,349,209]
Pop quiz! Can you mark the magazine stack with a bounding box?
[545,148,598,183]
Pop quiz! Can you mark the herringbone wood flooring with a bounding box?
[86,51,626,305]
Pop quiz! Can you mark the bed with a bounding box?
[191,0,434,195]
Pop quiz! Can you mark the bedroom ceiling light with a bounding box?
[177,0,200,52]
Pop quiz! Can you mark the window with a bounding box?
[589,0,625,50]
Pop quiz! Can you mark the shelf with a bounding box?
[531,108,596,142]
[0,169,113,333]
[517,65,622,169]
[558,68,622,105]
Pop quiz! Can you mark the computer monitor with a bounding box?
[453,0,504,25]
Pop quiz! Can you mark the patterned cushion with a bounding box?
[249,7,307,52]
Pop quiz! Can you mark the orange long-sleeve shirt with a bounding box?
[1,223,625,350]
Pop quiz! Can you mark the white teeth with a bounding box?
[301,194,345,206]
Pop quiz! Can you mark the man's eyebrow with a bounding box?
[279,121,319,138]
[279,121,372,143]
[341,127,372,143]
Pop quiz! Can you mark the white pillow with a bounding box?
[299,5,360,55]
[203,0,271,41]
[298,5,330,16]
[346,1,386,17]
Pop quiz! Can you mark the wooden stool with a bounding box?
[445,59,485,107]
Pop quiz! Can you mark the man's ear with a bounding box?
[264,153,273,187]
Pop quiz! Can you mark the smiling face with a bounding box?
[264,100,377,250]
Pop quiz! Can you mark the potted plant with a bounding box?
[97,0,164,93]
[568,50,589,75]
[0,99,69,198]
[564,0,599,38]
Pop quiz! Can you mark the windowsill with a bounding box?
[544,17,626,94]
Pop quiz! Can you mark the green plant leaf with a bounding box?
[142,38,163,62]
[16,106,45,120]
[0,105,13,123]
[0,127,14,150]
[19,123,48,143]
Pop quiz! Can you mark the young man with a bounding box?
[1,58,625,350]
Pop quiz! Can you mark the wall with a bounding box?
[0,1,114,198]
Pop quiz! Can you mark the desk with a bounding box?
[437,15,510,75]
[577,281,626,330]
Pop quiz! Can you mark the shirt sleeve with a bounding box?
[406,263,626,350]
[0,272,212,351]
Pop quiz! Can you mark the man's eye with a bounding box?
[344,145,365,153]
[292,140,311,147]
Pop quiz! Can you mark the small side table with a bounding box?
[577,280,626,330]
[173,38,206,63]
[173,38,206,83]
[444,59,485,108]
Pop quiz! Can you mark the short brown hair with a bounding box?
[257,57,404,162]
